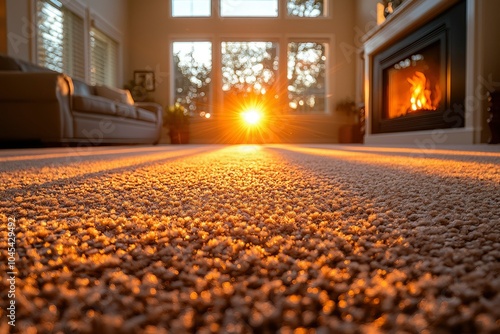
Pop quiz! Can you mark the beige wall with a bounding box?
[127,0,358,143]
[0,0,6,53]
[478,0,500,78]
[478,0,500,142]
[85,0,128,35]
[5,0,30,60]
[354,0,379,34]
[352,0,379,104]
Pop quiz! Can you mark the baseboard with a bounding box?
[365,127,477,146]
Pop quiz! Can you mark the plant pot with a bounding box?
[339,124,363,143]
[169,128,189,144]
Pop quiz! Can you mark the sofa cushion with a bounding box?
[134,102,162,113]
[116,103,137,119]
[96,85,134,105]
[73,95,116,115]
[73,79,95,96]
[136,108,157,123]
[0,54,22,71]
[17,59,56,73]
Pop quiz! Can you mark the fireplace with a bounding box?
[371,0,466,134]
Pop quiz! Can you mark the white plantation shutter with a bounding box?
[63,7,85,79]
[90,27,118,87]
[36,0,85,79]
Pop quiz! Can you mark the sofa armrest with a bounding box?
[134,102,161,112]
[134,102,163,143]
[0,71,74,140]
[0,71,72,100]
[134,102,163,123]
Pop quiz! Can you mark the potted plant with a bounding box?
[164,103,190,144]
[336,98,363,143]
[336,98,358,124]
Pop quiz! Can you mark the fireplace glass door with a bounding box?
[384,41,444,120]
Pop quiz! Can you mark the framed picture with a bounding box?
[134,71,155,91]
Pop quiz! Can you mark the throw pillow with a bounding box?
[96,85,134,105]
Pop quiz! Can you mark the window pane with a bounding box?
[287,0,325,17]
[90,28,118,87]
[62,7,85,80]
[172,0,211,17]
[173,42,212,117]
[288,42,327,112]
[221,0,277,17]
[36,0,85,79]
[221,41,278,94]
[37,0,64,72]
[221,40,279,131]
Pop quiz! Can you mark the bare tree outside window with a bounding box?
[288,42,327,112]
[221,41,278,94]
[173,42,212,116]
[220,41,280,115]
[287,0,324,17]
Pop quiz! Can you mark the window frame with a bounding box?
[32,0,87,79]
[220,39,280,92]
[89,10,123,87]
[285,0,330,19]
[168,7,334,116]
[286,37,331,114]
[171,0,212,18]
[169,0,331,19]
[170,38,214,118]
[219,0,279,18]
[89,26,119,87]
[170,35,332,116]
[31,0,123,85]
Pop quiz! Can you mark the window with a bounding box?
[288,42,327,112]
[36,0,85,79]
[90,27,118,86]
[221,41,279,117]
[171,0,327,18]
[221,41,278,93]
[173,42,212,116]
[169,1,333,118]
[287,0,325,17]
[220,0,278,17]
[172,0,211,17]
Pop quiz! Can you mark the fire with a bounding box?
[407,71,439,112]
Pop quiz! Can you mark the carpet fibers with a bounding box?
[0,144,499,333]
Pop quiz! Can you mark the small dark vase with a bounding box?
[384,0,403,17]
[384,2,393,17]
[169,128,189,144]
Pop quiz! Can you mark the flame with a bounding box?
[407,71,439,112]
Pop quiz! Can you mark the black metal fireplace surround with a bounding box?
[372,0,466,134]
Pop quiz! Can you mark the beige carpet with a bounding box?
[1,144,499,333]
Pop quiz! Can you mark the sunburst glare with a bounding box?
[241,109,263,126]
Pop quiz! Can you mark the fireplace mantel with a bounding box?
[363,0,486,145]
[363,0,461,56]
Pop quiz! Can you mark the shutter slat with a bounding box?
[37,0,85,79]
[90,27,118,86]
